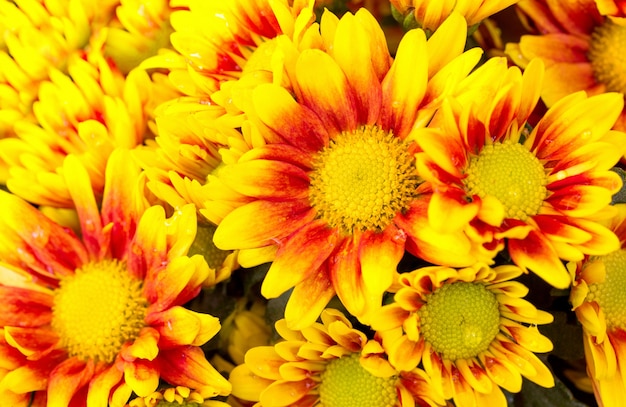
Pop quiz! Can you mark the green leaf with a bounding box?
[539,311,585,361]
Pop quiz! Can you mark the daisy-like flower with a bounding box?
[208,10,486,329]
[0,36,151,207]
[229,308,446,407]
[371,263,555,406]
[505,0,626,130]
[414,57,625,289]
[140,0,316,100]
[0,149,231,406]
[570,203,626,406]
[390,0,519,32]
[0,0,173,139]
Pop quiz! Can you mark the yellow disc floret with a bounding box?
[319,353,397,407]
[588,19,626,94]
[52,260,148,363]
[464,140,547,220]
[418,282,500,361]
[585,249,626,330]
[309,126,420,234]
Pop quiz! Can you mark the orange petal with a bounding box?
[380,29,428,138]
[214,199,315,250]
[261,220,340,298]
[86,364,124,407]
[333,12,382,125]
[4,326,59,359]
[0,286,53,327]
[295,49,358,133]
[100,149,144,260]
[284,266,336,330]
[359,226,405,301]
[147,306,220,348]
[218,160,310,200]
[507,229,571,288]
[252,83,328,152]
[159,346,231,398]
[123,359,159,397]
[47,358,95,407]
[121,327,159,361]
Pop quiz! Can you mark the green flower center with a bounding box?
[319,353,397,407]
[588,19,626,94]
[52,260,148,363]
[418,282,500,361]
[464,140,547,220]
[309,126,420,234]
[586,249,626,329]
[188,222,230,270]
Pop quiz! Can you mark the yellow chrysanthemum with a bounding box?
[0,37,151,207]
[0,149,231,406]
[229,308,446,407]
[371,263,555,406]
[570,203,626,407]
[390,0,519,32]
[203,9,488,329]
[413,57,624,289]
[505,0,626,131]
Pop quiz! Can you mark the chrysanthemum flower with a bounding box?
[390,0,519,32]
[414,57,624,289]
[0,149,231,406]
[505,0,626,130]
[229,308,446,407]
[207,9,485,328]
[371,263,555,406]
[0,0,173,139]
[570,203,626,406]
[0,38,151,207]
[140,0,316,100]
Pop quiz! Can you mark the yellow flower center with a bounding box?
[189,223,230,270]
[586,249,626,329]
[418,282,500,361]
[588,19,626,94]
[52,260,148,363]
[319,353,397,407]
[464,140,547,220]
[309,126,420,234]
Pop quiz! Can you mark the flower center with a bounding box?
[585,249,626,330]
[588,19,626,94]
[188,223,230,270]
[308,126,420,234]
[464,140,547,220]
[51,260,148,363]
[319,353,397,407]
[418,282,500,361]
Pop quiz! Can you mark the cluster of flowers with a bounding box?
[1,0,626,406]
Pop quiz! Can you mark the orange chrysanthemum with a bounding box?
[229,308,446,407]
[371,263,555,406]
[206,10,485,329]
[0,149,231,406]
[505,0,626,131]
[414,57,624,289]
[570,203,626,406]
